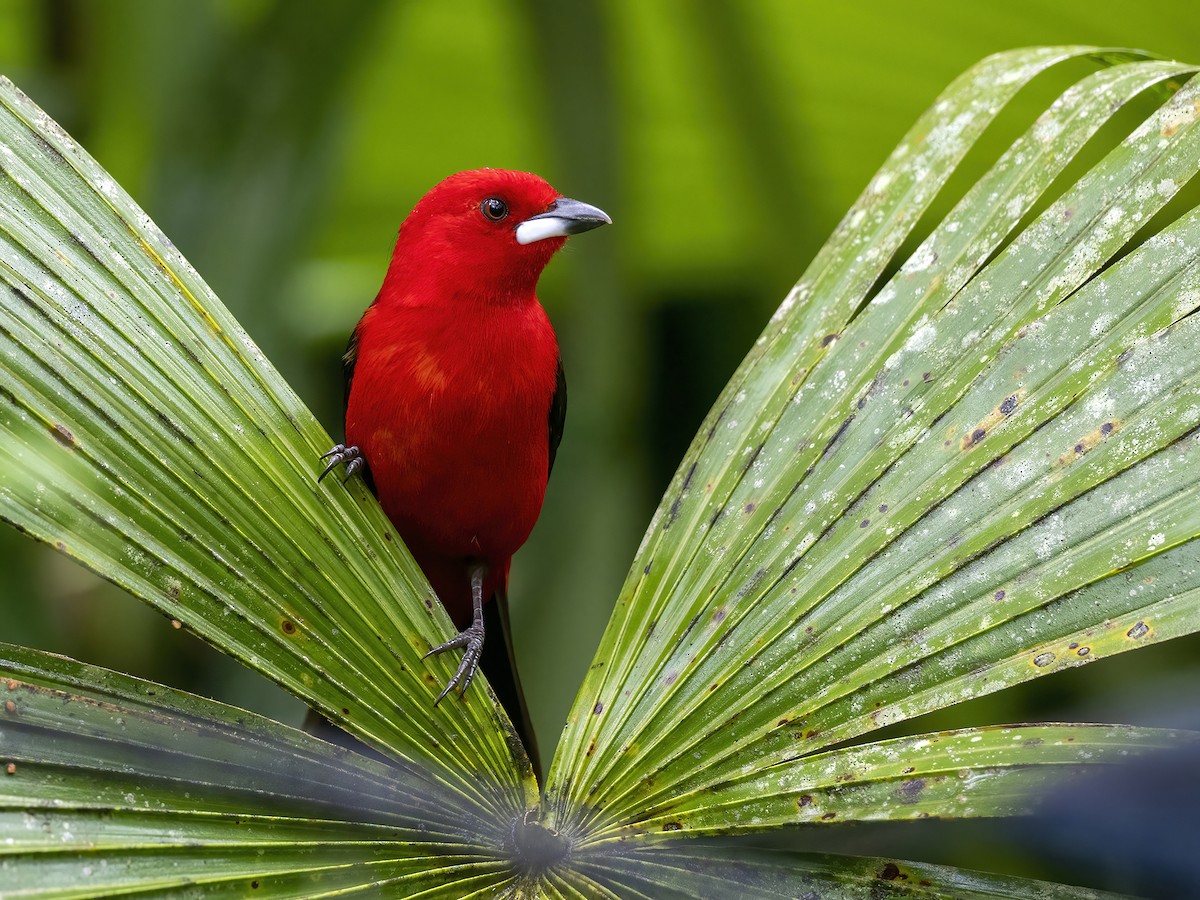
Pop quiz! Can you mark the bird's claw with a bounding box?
[425,622,485,704]
[319,443,364,484]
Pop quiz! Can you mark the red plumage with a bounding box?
[347,261,559,621]
[322,169,609,758]
[347,170,566,622]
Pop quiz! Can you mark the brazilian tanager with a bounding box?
[319,169,609,768]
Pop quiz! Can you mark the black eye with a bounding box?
[480,198,509,222]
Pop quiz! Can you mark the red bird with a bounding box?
[319,169,609,764]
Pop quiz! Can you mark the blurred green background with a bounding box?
[2,0,1199,888]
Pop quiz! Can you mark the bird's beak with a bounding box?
[515,197,612,245]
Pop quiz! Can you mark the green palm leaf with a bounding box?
[0,643,513,897]
[578,845,1133,899]
[601,724,1191,837]
[545,45,1200,841]
[0,75,535,822]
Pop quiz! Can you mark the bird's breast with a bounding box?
[346,300,560,564]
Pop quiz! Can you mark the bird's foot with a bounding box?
[319,443,364,483]
[425,619,485,704]
[425,562,488,704]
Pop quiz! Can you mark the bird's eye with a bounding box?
[480,198,509,222]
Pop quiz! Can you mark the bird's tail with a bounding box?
[481,581,541,782]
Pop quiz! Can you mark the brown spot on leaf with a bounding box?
[820,812,837,821]
[898,778,926,802]
[879,862,903,881]
[280,619,297,636]
[962,392,1025,451]
[822,415,855,460]
[1057,419,1121,466]
[662,822,683,832]
[50,423,76,448]
[798,793,814,807]
[680,462,698,495]
[667,496,682,527]
[962,427,987,449]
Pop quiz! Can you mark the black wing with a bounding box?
[548,358,567,479]
[340,321,376,495]
[342,322,362,408]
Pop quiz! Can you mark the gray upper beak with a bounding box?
[515,197,612,245]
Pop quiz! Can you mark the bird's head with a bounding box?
[384,169,610,305]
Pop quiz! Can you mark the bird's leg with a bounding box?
[318,443,365,484]
[424,562,487,704]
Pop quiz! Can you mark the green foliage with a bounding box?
[0,644,510,895]
[2,45,1199,897]
[0,72,536,819]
